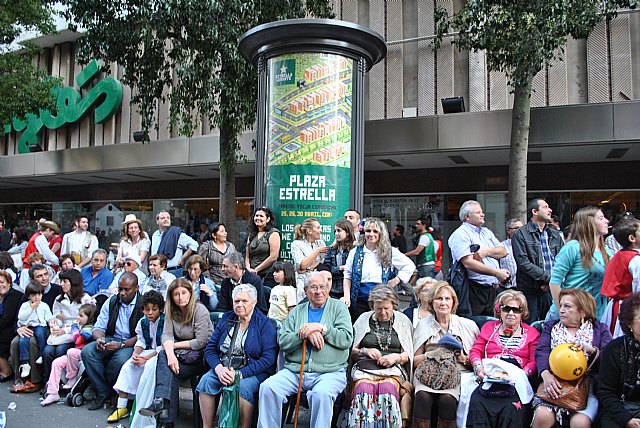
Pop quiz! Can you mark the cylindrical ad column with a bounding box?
[240,19,386,260]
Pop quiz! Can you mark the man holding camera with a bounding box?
[81,272,143,410]
[448,200,510,316]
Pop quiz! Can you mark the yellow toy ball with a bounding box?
[549,343,588,380]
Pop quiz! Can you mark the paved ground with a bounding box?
[0,382,312,427]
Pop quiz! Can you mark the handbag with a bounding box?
[415,343,460,390]
[536,348,599,411]
[174,348,203,365]
[219,372,240,428]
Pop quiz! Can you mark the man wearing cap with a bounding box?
[150,210,198,278]
[22,220,60,268]
[82,249,115,296]
[61,214,99,268]
[107,253,147,295]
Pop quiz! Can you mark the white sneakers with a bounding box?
[19,363,31,378]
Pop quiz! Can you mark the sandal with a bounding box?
[11,380,40,393]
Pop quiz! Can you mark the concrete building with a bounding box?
[1,1,639,261]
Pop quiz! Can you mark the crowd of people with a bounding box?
[0,199,639,428]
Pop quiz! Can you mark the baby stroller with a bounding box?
[42,359,94,407]
[64,361,94,407]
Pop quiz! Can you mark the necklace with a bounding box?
[373,314,394,352]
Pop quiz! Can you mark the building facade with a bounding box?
[1,1,639,263]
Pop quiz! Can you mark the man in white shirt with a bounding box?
[107,253,147,295]
[150,211,198,278]
[60,215,98,268]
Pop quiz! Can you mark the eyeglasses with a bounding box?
[500,305,522,314]
[125,261,135,267]
[308,286,328,292]
[508,226,521,230]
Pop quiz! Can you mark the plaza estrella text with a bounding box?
[279,174,337,201]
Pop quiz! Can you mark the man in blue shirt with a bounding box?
[81,249,115,296]
[448,200,510,316]
[81,272,143,410]
[150,211,198,278]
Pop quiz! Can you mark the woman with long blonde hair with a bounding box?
[290,217,328,302]
[549,206,611,320]
[342,217,415,322]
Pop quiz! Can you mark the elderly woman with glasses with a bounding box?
[465,290,539,428]
[197,284,277,428]
[532,289,611,428]
[412,282,479,428]
[339,285,413,428]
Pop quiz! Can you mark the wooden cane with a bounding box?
[294,339,308,428]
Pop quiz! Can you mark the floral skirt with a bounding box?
[339,376,403,428]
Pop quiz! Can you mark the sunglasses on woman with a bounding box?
[500,305,522,314]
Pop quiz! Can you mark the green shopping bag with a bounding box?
[218,372,241,428]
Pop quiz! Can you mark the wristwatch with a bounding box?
[321,324,328,336]
[120,342,125,350]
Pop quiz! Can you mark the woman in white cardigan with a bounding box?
[339,285,414,428]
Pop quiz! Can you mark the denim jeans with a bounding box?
[80,339,134,396]
[19,326,47,363]
[154,350,206,423]
[417,264,437,279]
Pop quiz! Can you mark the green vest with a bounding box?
[416,232,436,265]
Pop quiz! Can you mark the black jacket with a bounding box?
[511,220,564,293]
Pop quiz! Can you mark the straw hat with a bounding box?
[40,220,60,235]
[122,214,141,226]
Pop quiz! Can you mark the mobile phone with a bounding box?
[470,244,480,253]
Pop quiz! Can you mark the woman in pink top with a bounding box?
[466,290,539,428]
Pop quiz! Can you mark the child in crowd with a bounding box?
[601,217,640,337]
[17,282,53,378]
[107,291,165,423]
[41,303,98,406]
[268,261,297,322]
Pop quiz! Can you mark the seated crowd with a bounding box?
[1,208,640,428]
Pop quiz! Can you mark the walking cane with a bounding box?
[294,339,307,428]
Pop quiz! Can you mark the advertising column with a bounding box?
[265,53,353,258]
[240,19,386,260]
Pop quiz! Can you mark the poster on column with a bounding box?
[264,52,354,261]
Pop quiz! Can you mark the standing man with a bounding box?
[512,198,564,323]
[258,272,353,428]
[448,200,509,316]
[0,219,11,251]
[22,220,60,268]
[81,272,143,410]
[150,211,198,279]
[499,218,524,291]
[391,225,408,253]
[344,209,361,241]
[81,249,115,296]
[404,217,438,279]
[60,215,98,268]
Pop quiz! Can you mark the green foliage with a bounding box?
[438,0,637,88]
[0,49,60,124]
[0,0,55,45]
[0,0,59,124]
[62,0,334,165]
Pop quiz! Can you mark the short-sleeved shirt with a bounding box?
[448,222,503,286]
[268,285,298,321]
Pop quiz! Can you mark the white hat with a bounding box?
[122,214,140,225]
[123,252,142,267]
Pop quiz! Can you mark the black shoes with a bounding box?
[88,395,109,411]
[139,398,168,417]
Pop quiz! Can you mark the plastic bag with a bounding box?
[218,372,240,428]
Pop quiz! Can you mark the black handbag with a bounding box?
[175,349,203,365]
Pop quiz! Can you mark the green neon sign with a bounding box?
[5,59,123,154]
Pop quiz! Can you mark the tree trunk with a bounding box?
[508,76,533,223]
[218,123,238,247]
